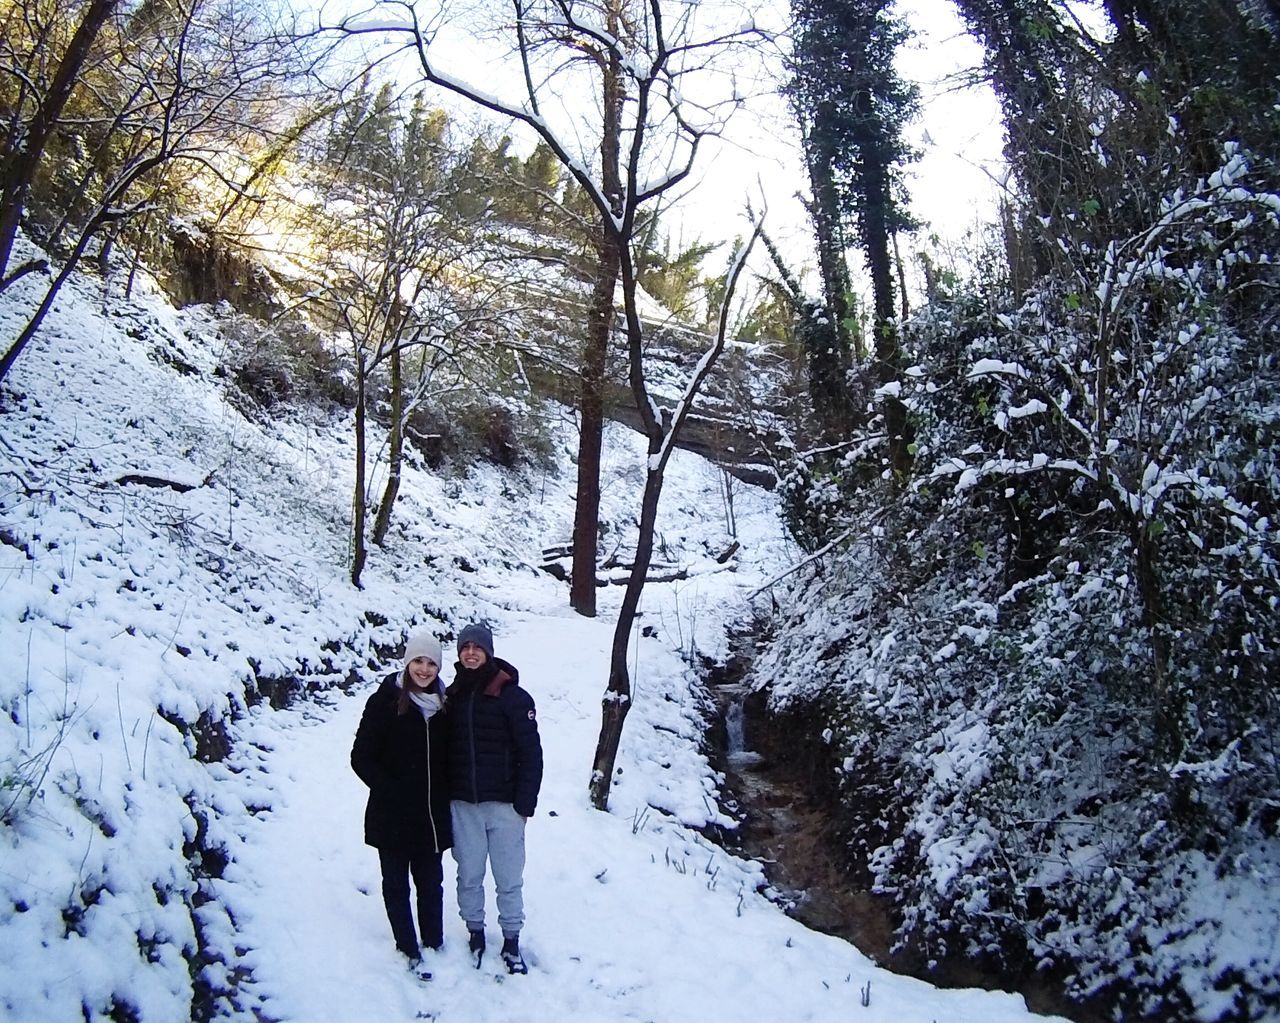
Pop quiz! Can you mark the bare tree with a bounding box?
[332,0,769,808]
[0,0,313,384]
[289,92,520,586]
[0,0,120,287]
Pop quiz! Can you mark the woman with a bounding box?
[351,631,452,977]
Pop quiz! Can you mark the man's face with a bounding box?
[459,641,488,670]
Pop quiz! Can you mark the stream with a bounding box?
[707,681,896,954]
[703,675,1103,1023]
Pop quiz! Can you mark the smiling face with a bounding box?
[406,656,439,688]
[458,641,488,670]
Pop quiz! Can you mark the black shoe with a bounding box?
[501,935,527,975]
[468,929,485,969]
[406,957,432,981]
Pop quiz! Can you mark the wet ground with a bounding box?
[703,680,1106,1023]
[708,682,899,961]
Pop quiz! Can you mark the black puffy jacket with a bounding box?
[445,656,543,818]
[351,671,452,852]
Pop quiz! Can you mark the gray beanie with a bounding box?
[404,631,443,668]
[456,622,494,660]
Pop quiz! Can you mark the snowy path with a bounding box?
[225,610,1066,1023]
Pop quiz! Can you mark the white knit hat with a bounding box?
[404,631,443,668]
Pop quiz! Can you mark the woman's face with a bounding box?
[407,656,439,688]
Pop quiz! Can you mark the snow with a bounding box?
[967,357,1028,380]
[0,242,1066,1021]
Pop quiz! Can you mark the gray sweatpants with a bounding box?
[450,800,527,937]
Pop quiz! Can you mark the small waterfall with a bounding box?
[726,696,747,753]
[724,694,762,767]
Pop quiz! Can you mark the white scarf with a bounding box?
[407,687,443,722]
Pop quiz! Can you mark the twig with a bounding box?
[116,679,132,773]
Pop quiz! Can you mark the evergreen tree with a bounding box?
[786,0,919,469]
[636,230,720,321]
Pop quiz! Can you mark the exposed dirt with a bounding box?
[702,679,1109,1023]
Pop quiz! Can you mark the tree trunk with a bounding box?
[891,230,909,322]
[799,131,858,440]
[1132,522,1175,754]
[864,153,911,481]
[588,450,663,809]
[570,27,624,618]
[351,353,368,588]
[805,143,854,354]
[372,345,402,547]
[569,244,614,616]
[588,224,761,811]
[0,0,119,280]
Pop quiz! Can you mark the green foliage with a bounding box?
[325,94,570,240]
[326,77,396,181]
[735,285,798,344]
[637,232,721,321]
[444,133,586,240]
[325,82,459,200]
[786,0,919,244]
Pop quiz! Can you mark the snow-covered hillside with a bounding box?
[0,247,1065,1022]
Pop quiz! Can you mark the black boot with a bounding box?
[468,928,486,969]
[501,934,527,975]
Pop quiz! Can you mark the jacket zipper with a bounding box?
[467,687,479,800]
[425,720,439,849]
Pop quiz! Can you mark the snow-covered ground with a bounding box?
[0,245,1068,1022]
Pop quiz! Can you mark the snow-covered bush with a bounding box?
[756,145,1280,1020]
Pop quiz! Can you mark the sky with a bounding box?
[683,1,1006,269]
[0,232,1071,1022]
[323,0,1007,291]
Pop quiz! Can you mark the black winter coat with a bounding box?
[351,671,453,853]
[445,656,543,818]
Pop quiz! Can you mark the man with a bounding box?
[445,622,543,974]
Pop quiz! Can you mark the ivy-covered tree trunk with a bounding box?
[787,0,917,467]
[859,139,911,479]
[799,133,858,440]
